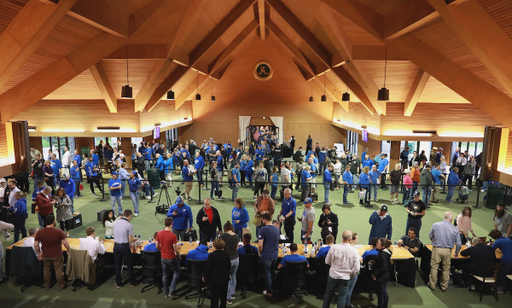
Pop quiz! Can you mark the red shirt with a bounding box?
[205,207,213,224]
[35,227,66,258]
[156,229,177,260]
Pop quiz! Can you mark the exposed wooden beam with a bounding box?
[331,65,376,115]
[68,0,129,37]
[427,0,512,97]
[352,45,408,61]
[105,44,167,59]
[89,63,118,113]
[208,19,259,76]
[314,73,349,112]
[0,0,77,91]
[384,0,437,39]
[257,0,268,40]
[175,73,209,110]
[267,0,332,66]
[0,0,187,123]
[321,0,384,40]
[387,34,512,130]
[144,0,257,112]
[404,69,429,116]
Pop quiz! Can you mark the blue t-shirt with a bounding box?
[92,154,99,166]
[128,177,142,192]
[51,159,62,176]
[194,156,205,170]
[369,170,379,184]
[109,178,122,197]
[301,169,311,187]
[271,173,279,186]
[342,170,353,184]
[258,225,280,260]
[431,168,441,184]
[323,169,332,183]
[143,243,158,252]
[73,154,81,166]
[280,254,308,266]
[378,158,388,173]
[493,237,512,264]
[182,166,193,181]
[316,246,331,259]
[362,249,379,260]
[238,244,258,255]
[232,168,241,182]
[363,159,374,169]
[282,196,296,218]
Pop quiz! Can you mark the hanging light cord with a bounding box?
[211,78,213,95]
[197,71,199,94]
[125,44,129,85]
[383,45,388,88]
[323,73,326,94]
[311,81,313,96]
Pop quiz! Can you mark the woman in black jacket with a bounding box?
[318,204,339,244]
[196,198,223,241]
[203,238,231,308]
[372,238,393,308]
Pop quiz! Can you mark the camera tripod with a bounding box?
[156,182,173,210]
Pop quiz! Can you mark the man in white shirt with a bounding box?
[322,230,361,308]
[23,228,39,255]
[0,178,7,205]
[79,227,106,262]
[8,180,20,208]
[61,147,71,177]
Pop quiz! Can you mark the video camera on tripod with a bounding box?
[155,180,174,215]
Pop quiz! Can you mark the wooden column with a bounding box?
[390,141,400,170]
[120,137,133,168]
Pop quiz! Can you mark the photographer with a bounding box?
[166,196,193,241]
[318,204,338,244]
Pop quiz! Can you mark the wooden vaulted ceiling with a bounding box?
[1,0,512,133]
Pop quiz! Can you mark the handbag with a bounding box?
[30,170,34,178]
[44,177,49,181]
[252,214,261,226]
[359,190,366,200]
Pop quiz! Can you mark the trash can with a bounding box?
[147,168,161,190]
[486,185,505,209]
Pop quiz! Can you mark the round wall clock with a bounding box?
[254,61,273,81]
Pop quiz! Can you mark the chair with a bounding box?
[66,249,95,292]
[185,259,208,307]
[9,246,43,292]
[236,253,259,298]
[280,261,308,303]
[140,250,162,294]
[315,257,331,299]
[471,262,500,302]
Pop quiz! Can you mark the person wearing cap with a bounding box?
[118,162,130,198]
[405,191,426,239]
[109,171,123,216]
[128,171,143,217]
[323,163,334,205]
[420,163,433,206]
[167,196,193,241]
[368,205,393,244]
[431,163,445,204]
[59,174,76,214]
[70,160,82,198]
[299,198,316,243]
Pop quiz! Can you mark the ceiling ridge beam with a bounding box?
[404,69,429,116]
[427,0,512,97]
[90,63,118,113]
[144,0,257,112]
[67,0,129,37]
[384,0,438,39]
[257,0,269,40]
[0,0,78,91]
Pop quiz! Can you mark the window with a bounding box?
[468,142,476,158]
[407,141,417,161]
[42,137,51,160]
[419,141,432,162]
[131,137,143,146]
[346,130,358,158]
[381,141,391,158]
[400,141,406,152]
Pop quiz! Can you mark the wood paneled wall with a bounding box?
[75,137,95,154]
[29,137,42,152]
[333,102,381,135]
[179,38,345,147]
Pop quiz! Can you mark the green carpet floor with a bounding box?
[0,172,509,307]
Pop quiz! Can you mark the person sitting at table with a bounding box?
[277,243,309,269]
[458,237,496,291]
[237,233,258,255]
[488,229,512,293]
[397,227,423,258]
[186,240,209,265]
[317,234,334,259]
[79,227,106,262]
[24,227,39,255]
[143,232,159,252]
[362,238,379,261]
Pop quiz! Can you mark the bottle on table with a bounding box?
[189,236,193,246]
[209,238,213,250]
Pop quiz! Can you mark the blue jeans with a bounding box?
[322,275,349,308]
[211,181,219,198]
[33,175,43,190]
[143,184,154,196]
[37,213,44,228]
[161,257,180,295]
[346,274,358,306]
[324,183,330,203]
[130,191,140,214]
[232,183,239,201]
[499,262,512,289]
[422,186,431,204]
[301,229,313,243]
[114,243,135,286]
[246,172,253,188]
[197,169,203,186]
[403,188,410,205]
[121,180,126,197]
[370,184,378,199]
[406,218,422,239]
[261,258,276,292]
[412,181,418,193]
[110,195,123,216]
[375,281,389,308]
[227,258,239,299]
[343,185,349,203]
[446,186,455,202]
[271,185,277,200]
[482,181,488,191]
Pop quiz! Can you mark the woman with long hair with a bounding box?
[457,206,476,244]
[102,209,116,239]
[54,187,73,236]
[231,198,249,239]
[42,160,54,192]
[372,238,392,308]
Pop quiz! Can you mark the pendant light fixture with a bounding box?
[121,44,132,98]
[210,78,215,101]
[321,73,327,102]
[378,45,389,101]
[167,89,175,100]
[342,61,351,102]
[309,80,314,102]
[195,71,201,101]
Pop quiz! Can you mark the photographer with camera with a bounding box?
[166,196,193,241]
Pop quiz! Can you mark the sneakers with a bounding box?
[92,193,97,196]
[187,197,192,201]
[394,199,399,204]
[170,292,180,299]
[252,196,257,200]
[226,299,233,305]
[145,196,151,200]
[343,201,349,205]
[263,290,272,297]
[390,200,395,205]
[153,192,158,197]
[218,197,225,200]
[134,213,139,217]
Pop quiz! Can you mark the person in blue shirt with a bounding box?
[378,154,389,190]
[306,150,315,161]
[128,171,143,217]
[91,150,100,167]
[50,153,62,181]
[109,171,123,216]
[164,153,174,184]
[245,157,254,188]
[194,152,205,187]
[154,153,165,181]
[141,143,152,171]
[143,232,159,252]
[368,205,393,244]
[240,156,247,187]
[368,165,380,202]
[342,165,353,204]
[9,191,28,242]
[232,198,249,239]
[231,162,241,201]
[270,166,279,200]
[70,160,82,198]
[300,166,312,202]
[323,164,334,205]
[238,234,258,255]
[362,154,374,170]
[215,151,223,186]
[361,148,368,165]
[277,243,309,269]
[85,155,103,196]
[167,196,194,241]
[255,145,265,162]
[431,163,445,203]
[59,174,76,214]
[316,234,334,259]
[445,167,461,203]
[73,150,81,168]
[359,166,371,205]
[182,160,195,201]
[279,188,296,243]
[186,240,210,265]
[362,238,379,261]
[489,229,512,292]
[118,163,130,198]
[318,147,327,174]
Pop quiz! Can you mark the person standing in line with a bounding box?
[118,163,130,198]
[405,191,426,239]
[427,211,462,291]
[231,198,249,239]
[372,238,393,308]
[389,164,401,205]
[221,222,239,305]
[253,162,268,200]
[196,198,223,241]
[368,165,380,202]
[279,188,296,243]
[155,217,181,299]
[322,230,361,308]
[109,171,123,216]
[113,209,137,288]
[445,167,460,203]
[299,197,316,243]
[54,187,73,237]
[420,164,433,207]
[231,162,241,201]
[258,213,280,297]
[182,160,195,201]
[32,153,45,191]
[378,154,389,190]
[127,171,143,217]
[306,135,313,154]
[203,238,231,308]
[323,163,334,205]
[195,151,205,187]
[431,163,445,203]
[70,160,82,198]
[342,165,353,205]
[166,196,193,241]
[9,191,28,243]
[254,189,275,236]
